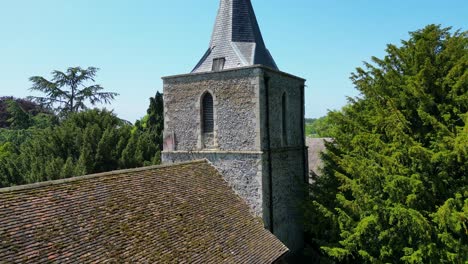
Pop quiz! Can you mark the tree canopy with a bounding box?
[29,67,119,115]
[306,25,467,263]
[0,92,164,188]
[0,97,49,128]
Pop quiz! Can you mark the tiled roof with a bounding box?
[307,138,333,178]
[192,0,278,73]
[0,160,287,263]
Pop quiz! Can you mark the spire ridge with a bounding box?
[192,0,278,73]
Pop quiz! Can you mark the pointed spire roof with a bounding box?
[192,0,278,73]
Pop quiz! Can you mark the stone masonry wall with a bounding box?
[162,152,264,216]
[262,68,305,149]
[163,68,262,152]
[259,69,307,254]
[270,149,306,254]
[162,66,307,255]
[162,67,265,215]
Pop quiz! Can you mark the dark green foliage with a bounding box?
[0,142,19,187]
[135,91,164,148]
[120,131,140,168]
[0,89,165,188]
[28,67,119,116]
[6,100,33,129]
[128,91,164,167]
[0,98,57,148]
[0,97,50,128]
[61,157,75,179]
[0,108,163,188]
[145,91,164,158]
[95,127,121,172]
[306,25,467,263]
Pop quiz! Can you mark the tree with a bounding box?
[0,89,164,187]
[306,25,467,263]
[146,91,164,151]
[29,67,119,115]
[132,91,164,164]
[147,92,164,131]
[5,100,32,130]
[305,116,336,138]
[0,106,166,188]
[0,97,49,128]
[0,142,21,187]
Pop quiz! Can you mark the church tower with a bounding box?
[162,0,308,254]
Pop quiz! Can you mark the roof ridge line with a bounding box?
[0,159,208,193]
[231,42,249,65]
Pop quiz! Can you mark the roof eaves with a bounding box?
[191,47,212,73]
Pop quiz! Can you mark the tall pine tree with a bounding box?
[307,25,467,263]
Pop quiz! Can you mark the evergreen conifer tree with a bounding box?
[307,25,467,263]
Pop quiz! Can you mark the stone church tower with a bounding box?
[162,0,308,254]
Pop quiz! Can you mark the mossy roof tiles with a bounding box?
[0,160,287,263]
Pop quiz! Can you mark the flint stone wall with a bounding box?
[162,66,307,255]
[162,152,264,215]
[269,148,306,254]
[259,68,307,254]
[261,69,305,149]
[163,67,262,152]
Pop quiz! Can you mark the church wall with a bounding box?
[162,66,308,254]
[162,67,263,152]
[162,152,264,216]
[270,149,306,254]
[260,69,307,254]
[262,69,305,149]
[162,67,266,216]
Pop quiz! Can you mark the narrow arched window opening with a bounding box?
[282,92,288,146]
[202,93,214,133]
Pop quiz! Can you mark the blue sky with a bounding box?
[0,0,466,122]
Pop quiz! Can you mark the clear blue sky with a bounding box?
[0,0,466,122]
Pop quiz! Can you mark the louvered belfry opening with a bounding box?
[212,58,226,71]
[202,93,214,133]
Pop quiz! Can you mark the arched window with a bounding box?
[282,92,288,146]
[202,92,214,133]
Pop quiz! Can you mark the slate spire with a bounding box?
[192,0,278,73]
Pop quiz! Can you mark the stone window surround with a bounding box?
[202,93,215,133]
[197,90,219,150]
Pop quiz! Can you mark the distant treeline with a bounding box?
[305,116,334,138]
